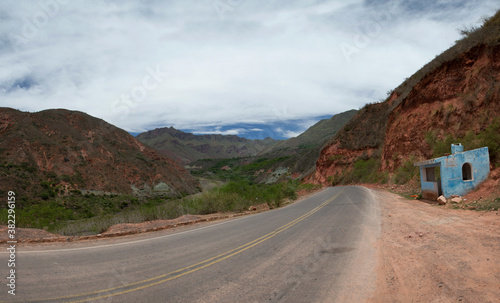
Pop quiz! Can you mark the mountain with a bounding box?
[189,109,358,183]
[248,109,358,182]
[136,127,279,164]
[307,10,500,187]
[0,108,199,203]
[260,110,358,154]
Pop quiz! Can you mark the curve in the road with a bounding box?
[24,189,344,303]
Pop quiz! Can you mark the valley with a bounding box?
[1,10,500,236]
[0,6,499,303]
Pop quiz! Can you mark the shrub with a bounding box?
[425,118,500,167]
[394,159,419,185]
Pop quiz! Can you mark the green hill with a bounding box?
[261,109,358,155]
[190,109,358,183]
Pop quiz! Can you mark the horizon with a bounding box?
[129,113,336,140]
[2,105,335,140]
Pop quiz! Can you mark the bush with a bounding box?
[394,159,419,185]
[425,118,500,167]
[350,158,387,183]
[183,180,298,214]
[5,178,301,235]
[477,119,500,166]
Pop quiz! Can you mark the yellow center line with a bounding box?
[24,190,342,303]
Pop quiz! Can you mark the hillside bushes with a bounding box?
[425,118,500,167]
[394,159,419,185]
[192,180,298,213]
[0,180,300,236]
[329,157,388,185]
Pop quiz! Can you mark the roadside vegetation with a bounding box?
[0,179,313,236]
[425,117,500,167]
[191,156,292,182]
[449,197,500,211]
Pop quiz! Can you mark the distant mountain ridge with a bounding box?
[252,109,358,182]
[136,127,279,164]
[189,109,358,183]
[261,109,358,155]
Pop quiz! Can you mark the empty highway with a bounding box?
[1,186,381,303]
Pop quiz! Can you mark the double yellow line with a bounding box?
[32,190,342,303]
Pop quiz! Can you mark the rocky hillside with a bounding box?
[252,109,358,182]
[136,127,279,164]
[190,110,358,183]
[0,108,199,203]
[308,10,500,186]
[260,110,358,155]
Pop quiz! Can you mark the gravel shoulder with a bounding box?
[369,189,500,303]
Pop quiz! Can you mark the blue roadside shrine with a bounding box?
[413,143,490,200]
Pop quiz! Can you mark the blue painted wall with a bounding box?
[415,146,490,199]
[440,147,489,198]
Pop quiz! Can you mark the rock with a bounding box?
[451,197,462,204]
[437,195,447,205]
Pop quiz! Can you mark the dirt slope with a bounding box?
[382,43,500,172]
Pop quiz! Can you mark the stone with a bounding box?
[451,197,462,203]
[437,195,447,205]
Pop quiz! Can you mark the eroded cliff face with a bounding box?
[307,101,389,185]
[0,108,199,200]
[308,42,500,186]
[382,44,500,172]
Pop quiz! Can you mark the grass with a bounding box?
[296,183,322,192]
[0,194,142,232]
[0,180,300,236]
[449,197,500,211]
[191,156,292,182]
[329,157,388,185]
[425,117,500,167]
[393,159,419,185]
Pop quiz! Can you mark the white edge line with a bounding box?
[3,188,331,254]
[9,217,243,254]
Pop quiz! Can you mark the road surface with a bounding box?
[1,186,381,302]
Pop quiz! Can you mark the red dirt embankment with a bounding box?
[309,42,500,188]
[382,43,500,172]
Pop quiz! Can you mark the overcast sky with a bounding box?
[0,0,498,139]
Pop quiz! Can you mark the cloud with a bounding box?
[0,0,497,138]
[275,127,303,139]
[192,127,247,136]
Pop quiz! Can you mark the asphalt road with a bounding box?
[1,186,381,303]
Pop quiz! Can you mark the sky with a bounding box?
[0,0,498,140]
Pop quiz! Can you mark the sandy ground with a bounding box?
[369,189,500,303]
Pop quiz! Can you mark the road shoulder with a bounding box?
[0,187,327,246]
[368,189,500,302]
